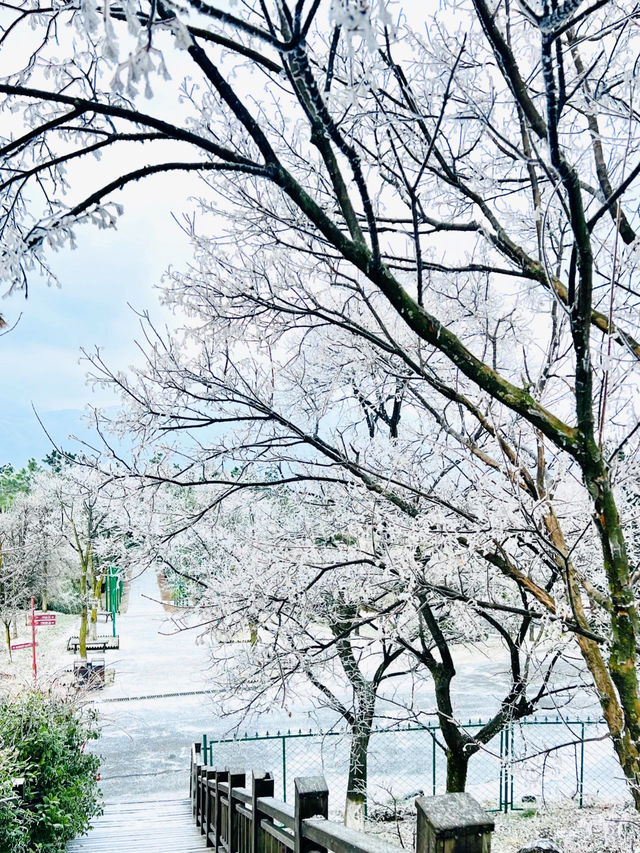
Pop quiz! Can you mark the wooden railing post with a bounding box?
[228,771,246,853]
[191,742,202,816]
[415,793,494,853]
[251,771,274,853]
[294,776,328,853]
[204,768,216,845]
[215,770,229,853]
[210,770,225,850]
[196,763,206,829]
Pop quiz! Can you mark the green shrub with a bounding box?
[0,691,102,853]
[0,744,31,853]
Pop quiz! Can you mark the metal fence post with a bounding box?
[282,735,287,802]
[509,723,514,812]
[579,721,585,808]
[431,728,436,796]
[503,725,510,814]
[498,730,504,812]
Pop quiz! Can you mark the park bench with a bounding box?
[97,610,114,622]
[66,635,119,653]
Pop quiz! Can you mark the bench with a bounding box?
[97,610,114,622]
[67,635,119,653]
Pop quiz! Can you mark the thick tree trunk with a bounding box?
[79,554,88,660]
[543,477,640,808]
[329,607,380,830]
[79,604,87,659]
[445,750,469,793]
[88,551,99,641]
[431,657,471,794]
[4,621,11,660]
[586,467,640,806]
[345,718,372,829]
[89,598,98,641]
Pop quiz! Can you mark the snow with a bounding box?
[0,610,78,693]
[367,803,640,853]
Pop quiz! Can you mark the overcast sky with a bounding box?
[1,173,197,468]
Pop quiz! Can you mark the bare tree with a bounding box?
[3,0,640,804]
[150,482,578,808]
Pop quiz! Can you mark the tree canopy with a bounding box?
[3,0,640,805]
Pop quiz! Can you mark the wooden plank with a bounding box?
[302,819,404,853]
[67,798,208,852]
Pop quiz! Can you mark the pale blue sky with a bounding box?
[1,174,196,468]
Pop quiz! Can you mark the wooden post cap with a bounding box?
[295,776,329,853]
[416,793,495,838]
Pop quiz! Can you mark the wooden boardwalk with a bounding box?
[66,798,208,852]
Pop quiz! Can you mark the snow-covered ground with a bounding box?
[0,609,77,692]
[369,803,640,853]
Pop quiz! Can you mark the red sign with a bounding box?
[10,641,35,651]
[28,614,56,626]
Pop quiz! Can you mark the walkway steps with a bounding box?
[66,798,207,852]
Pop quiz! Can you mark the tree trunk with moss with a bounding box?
[41,555,48,613]
[4,621,11,661]
[445,751,469,793]
[73,522,90,661]
[344,714,373,829]
[583,460,640,807]
[326,605,403,829]
[79,560,87,660]
[88,550,100,642]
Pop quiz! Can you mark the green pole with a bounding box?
[499,730,504,812]
[509,724,514,811]
[111,568,117,637]
[282,736,287,802]
[504,725,509,814]
[579,722,585,808]
[431,729,436,796]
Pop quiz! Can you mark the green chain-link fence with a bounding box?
[202,716,628,814]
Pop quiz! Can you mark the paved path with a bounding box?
[89,569,216,802]
[66,798,207,852]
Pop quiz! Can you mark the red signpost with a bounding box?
[28,614,56,626]
[10,602,56,676]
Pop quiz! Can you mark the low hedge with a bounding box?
[0,691,102,852]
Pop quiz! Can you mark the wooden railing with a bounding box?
[190,742,495,853]
[191,742,403,853]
